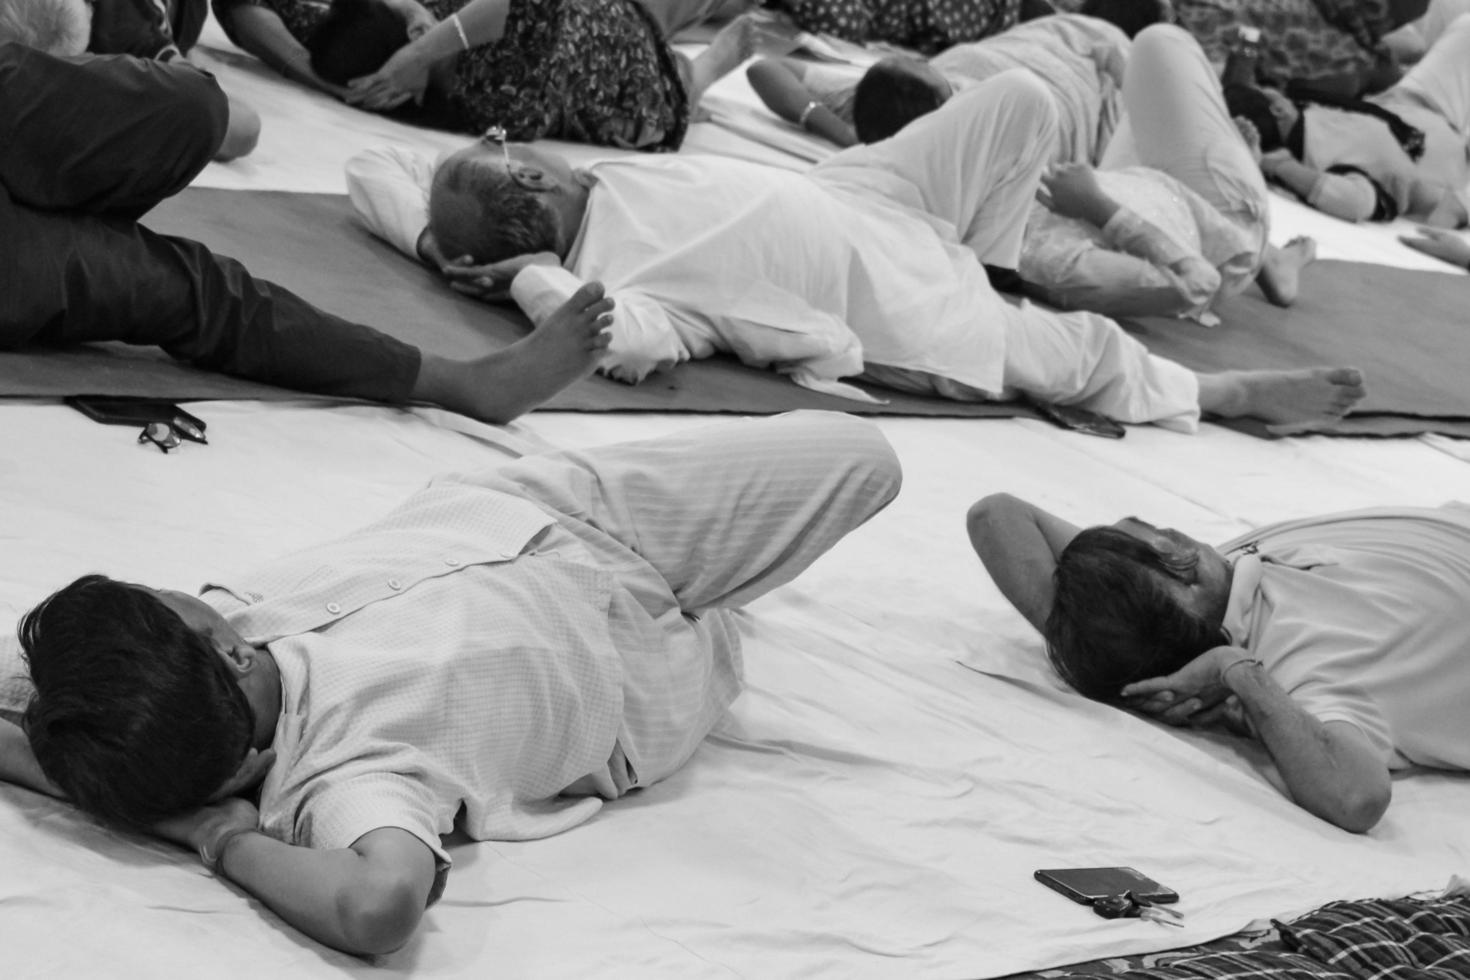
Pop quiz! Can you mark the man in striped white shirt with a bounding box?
[0,410,900,956]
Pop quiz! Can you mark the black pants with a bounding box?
[0,44,420,402]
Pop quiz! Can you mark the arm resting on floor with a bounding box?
[156,801,439,956]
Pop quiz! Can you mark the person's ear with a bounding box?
[219,641,258,677]
[208,747,277,803]
[512,165,556,191]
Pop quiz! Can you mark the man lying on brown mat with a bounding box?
[350,71,1366,433]
[967,493,1470,833]
[0,26,609,425]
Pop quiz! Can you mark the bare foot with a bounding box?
[1255,236,1317,307]
[1196,366,1366,425]
[415,281,613,423]
[687,15,758,104]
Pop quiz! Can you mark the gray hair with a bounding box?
[428,155,560,264]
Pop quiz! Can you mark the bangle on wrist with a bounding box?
[449,13,470,50]
[797,100,821,130]
[200,826,257,876]
[1222,656,1263,685]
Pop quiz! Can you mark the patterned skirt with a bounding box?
[780,0,1022,56]
[432,0,689,150]
[1173,0,1401,88]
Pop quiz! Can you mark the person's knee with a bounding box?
[215,95,261,161]
[789,410,903,502]
[1130,21,1194,60]
[160,61,232,159]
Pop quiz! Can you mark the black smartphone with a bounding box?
[1034,867,1178,905]
[1033,402,1126,439]
[66,396,206,434]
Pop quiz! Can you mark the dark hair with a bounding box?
[1223,84,1286,152]
[853,59,947,144]
[308,0,407,85]
[1044,528,1222,701]
[1079,0,1168,37]
[20,575,254,830]
[428,156,560,263]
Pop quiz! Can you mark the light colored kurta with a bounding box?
[1219,504,1470,772]
[185,413,896,887]
[349,73,1203,428]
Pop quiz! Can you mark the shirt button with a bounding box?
[325,602,341,614]
[444,557,460,567]
[387,578,403,591]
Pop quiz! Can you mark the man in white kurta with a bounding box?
[350,71,1209,430]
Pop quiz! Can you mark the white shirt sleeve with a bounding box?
[510,265,690,384]
[345,146,439,259]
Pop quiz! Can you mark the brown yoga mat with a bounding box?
[1120,260,1470,438]
[0,189,1023,419]
[5,188,1466,437]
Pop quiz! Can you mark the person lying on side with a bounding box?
[746,9,1132,158]
[0,41,607,426]
[967,493,1470,833]
[349,71,1366,433]
[1224,10,1470,228]
[0,411,900,956]
[831,24,1314,321]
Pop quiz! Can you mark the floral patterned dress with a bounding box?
[779,0,1022,55]
[429,0,688,149]
[214,0,688,150]
[1172,0,1408,88]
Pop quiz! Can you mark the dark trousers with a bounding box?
[0,44,420,402]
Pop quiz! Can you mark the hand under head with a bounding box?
[1045,521,1232,700]
[429,136,590,265]
[18,576,269,830]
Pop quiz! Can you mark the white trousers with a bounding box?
[1103,24,1271,265]
[477,411,902,787]
[818,71,1202,430]
[1389,10,1470,143]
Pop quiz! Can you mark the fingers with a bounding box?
[1119,676,1172,699]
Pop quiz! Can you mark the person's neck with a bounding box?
[247,646,283,750]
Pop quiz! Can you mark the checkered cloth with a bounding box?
[1006,893,1470,979]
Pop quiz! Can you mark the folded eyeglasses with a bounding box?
[138,417,208,453]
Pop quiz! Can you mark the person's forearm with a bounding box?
[1225,661,1391,832]
[225,6,348,96]
[746,59,856,146]
[212,831,424,955]
[411,0,511,62]
[966,494,1081,633]
[0,719,60,798]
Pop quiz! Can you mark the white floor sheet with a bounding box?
[4,22,1470,980]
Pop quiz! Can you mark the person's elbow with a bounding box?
[966,493,1025,551]
[967,493,1023,532]
[1315,777,1391,834]
[337,875,426,955]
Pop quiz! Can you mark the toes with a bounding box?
[570,281,606,308]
